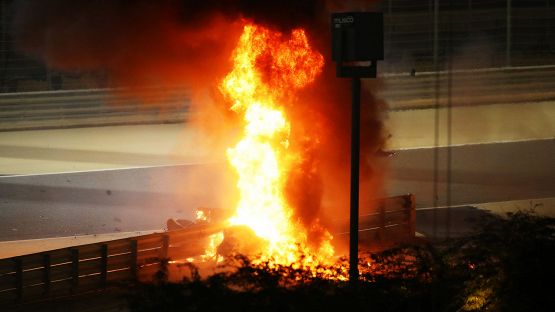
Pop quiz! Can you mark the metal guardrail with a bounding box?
[0,222,223,306]
[0,194,416,306]
[334,194,416,249]
[1,65,554,131]
[0,87,191,131]
[379,65,555,110]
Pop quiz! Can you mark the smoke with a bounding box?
[285,52,387,249]
[12,0,238,90]
[11,0,378,88]
[11,0,386,250]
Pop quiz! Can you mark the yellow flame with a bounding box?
[200,232,224,262]
[184,232,224,264]
[196,210,208,221]
[221,23,334,268]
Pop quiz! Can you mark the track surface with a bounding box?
[1,139,553,241]
[1,66,553,241]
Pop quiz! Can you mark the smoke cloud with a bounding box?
[11,0,385,249]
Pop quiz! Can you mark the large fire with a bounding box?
[219,23,334,268]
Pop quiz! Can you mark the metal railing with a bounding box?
[0,222,223,306]
[380,64,555,110]
[333,194,416,249]
[2,64,552,132]
[0,194,416,306]
[0,86,191,131]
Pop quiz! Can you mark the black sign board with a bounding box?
[332,12,384,77]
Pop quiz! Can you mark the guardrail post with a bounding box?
[100,244,108,288]
[506,0,512,66]
[379,203,386,242]
[15,257,23,303]
[433,0,439,69]
[43,253,51,296]
[161,234,170,260]
[130,240,138,281]
[407,194,417,238]
[71,249,79,293]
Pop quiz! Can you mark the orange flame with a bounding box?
[220,23,335,269]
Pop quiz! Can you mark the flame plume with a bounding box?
[221,23,334,268]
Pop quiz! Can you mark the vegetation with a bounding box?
[126,211,555,311]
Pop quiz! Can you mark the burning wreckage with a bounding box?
[9,1,415,284]
[161,24,338,276]
[159,20,414,280]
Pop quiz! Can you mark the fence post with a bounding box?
[71,249,79,293]
[379,203,386,242]
[100,244,108,288]
[433,0,439,69]
[130,240,138,281]
[468,0,473,33]
[506,0,512,66]
[15,257,23,303]
[387,0,392,68]
[407,194,416,238]
[43,253,51,296]
[161,234,170,259]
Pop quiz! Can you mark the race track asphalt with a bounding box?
[1,138,552,241]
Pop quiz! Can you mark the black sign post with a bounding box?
[331,12,383,283]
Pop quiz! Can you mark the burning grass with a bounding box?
[126,211,555,311]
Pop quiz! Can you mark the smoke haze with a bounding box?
[11,0,386,249]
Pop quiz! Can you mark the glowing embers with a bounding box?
[220,23,331,268]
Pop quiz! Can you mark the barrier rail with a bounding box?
[0,222,223,306]
[380,65,555,110]
[2,65,554,131]
[333,194,416,249]
[0,194,415,306]
[0,87,190,131]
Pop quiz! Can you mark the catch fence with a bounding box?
[1,1,554,93]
